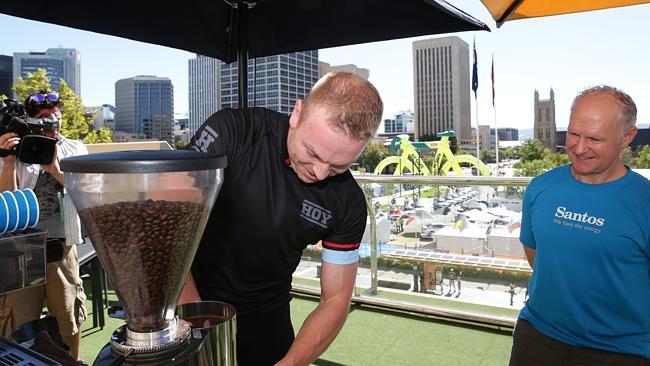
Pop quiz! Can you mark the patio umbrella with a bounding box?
[481,0,650,27]
[0,0,489,107]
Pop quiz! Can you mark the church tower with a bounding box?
[533,88,557,150]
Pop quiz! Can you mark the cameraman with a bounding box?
[0,91,87,360]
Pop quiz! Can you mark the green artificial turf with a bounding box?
[79,282,513,365]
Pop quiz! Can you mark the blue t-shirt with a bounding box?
[519,164,650,358]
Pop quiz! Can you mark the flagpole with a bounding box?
[492,54,499,176]
[472,37,480,163]
[475,94,480,161]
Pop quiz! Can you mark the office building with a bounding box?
[114,75,174,146]
[189,55,221,137]
[413,37,471,143]
[534,89,557,150]
[0,55,12,97]
[86,104,116,131]
[384,110,414,134]
[220,50,319,115]
[13,48,81,96]
[319,62,369,80]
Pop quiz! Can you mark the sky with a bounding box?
[1,2,649,131]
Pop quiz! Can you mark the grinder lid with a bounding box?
[61,150,227,173]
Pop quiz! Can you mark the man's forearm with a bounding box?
[0,163,17,191]
[277,295,350,366]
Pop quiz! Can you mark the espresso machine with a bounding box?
[61,150,236,366]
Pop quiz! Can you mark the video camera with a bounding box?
[0,98,58,164]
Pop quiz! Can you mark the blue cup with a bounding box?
[22,188,40,228]
[2,191,19,232]
[13,190,30,231]
[0,194,8,234]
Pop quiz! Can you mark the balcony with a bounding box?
[76,174,528,365]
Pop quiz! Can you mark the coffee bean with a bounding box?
[79,200,205,332]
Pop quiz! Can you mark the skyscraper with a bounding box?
[412,37,471,143]
[319,62,369,80]
[188,55,221,137]
[534,89,556,150]
[13,48,81,96]
[0,55,12,97]
[220,51,319,115]
[384,110,414,134]
[114,75,174,146]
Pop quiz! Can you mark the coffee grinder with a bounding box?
[61,150,236,366]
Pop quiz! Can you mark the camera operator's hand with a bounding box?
[0,132,20,163]
[41,144,64,185]
[0,132,19,190]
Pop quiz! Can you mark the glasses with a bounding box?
[28,93,59,105]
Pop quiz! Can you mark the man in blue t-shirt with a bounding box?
[509,86,650,365]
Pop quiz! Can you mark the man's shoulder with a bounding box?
[58,136,87,155]
[207,107,288,126]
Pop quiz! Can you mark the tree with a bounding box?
[361,143,389,172]
[519,139,549,162]
[619,146,634,165]
[85,128,113,144]
[13,68,112,143]
[631,145,650,168]
[480,149,495,163]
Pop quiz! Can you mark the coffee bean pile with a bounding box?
[79,199,205,332]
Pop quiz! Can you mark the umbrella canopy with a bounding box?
[0,0,489,107]
[481,0,650,27]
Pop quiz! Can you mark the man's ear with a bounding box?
[289,99,302,128]
[622,126,637,147]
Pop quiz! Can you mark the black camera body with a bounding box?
[0,99,58,165]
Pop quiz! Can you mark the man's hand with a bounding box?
[276,261,357,366]
[0,132,20,164]
[0,133,19,191]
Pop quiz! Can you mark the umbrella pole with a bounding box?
[237,4,249,108]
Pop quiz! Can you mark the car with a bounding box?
[419,223,446,239]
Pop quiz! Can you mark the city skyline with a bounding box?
[1,2,649,131]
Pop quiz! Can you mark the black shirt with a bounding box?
[188,108,366,315]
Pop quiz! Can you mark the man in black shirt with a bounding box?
[181,72,383,365]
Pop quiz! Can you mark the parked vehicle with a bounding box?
[420,223,446,239]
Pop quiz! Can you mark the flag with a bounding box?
[453,214,467,231]
[491,54,495,107]
[406,216,416,226]
[471,39,478,98]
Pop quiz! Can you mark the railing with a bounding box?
[292,174,532,330]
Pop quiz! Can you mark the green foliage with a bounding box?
[519,139,548,162]
[13,68,111,143]
[619,147,634,165]
[360,143,389,172]
[514,139,568,177]
[480,149,495,163]
[175,140,187,149]
[12,68,51,98]
[631,145,650,168]
[57,80,90,139]
[84,128,113,144]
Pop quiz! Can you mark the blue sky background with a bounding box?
[1,2,648,130]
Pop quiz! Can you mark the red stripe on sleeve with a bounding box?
[322,241,360,250]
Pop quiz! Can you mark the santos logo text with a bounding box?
[555,206,605,226]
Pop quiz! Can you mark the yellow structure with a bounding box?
[374,132,489,176]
